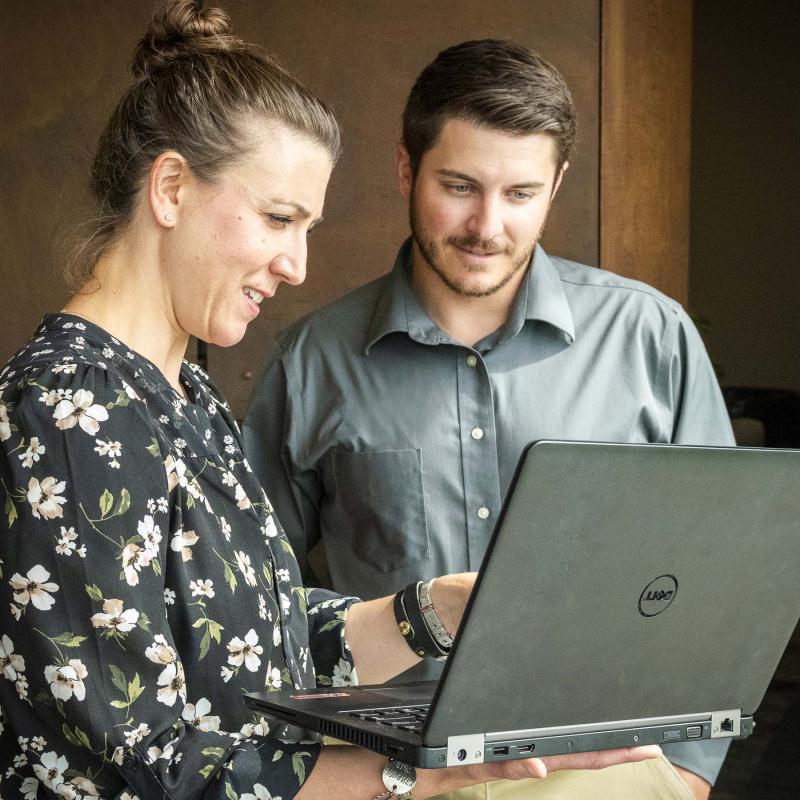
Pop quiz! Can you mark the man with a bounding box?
[244,40,733,799]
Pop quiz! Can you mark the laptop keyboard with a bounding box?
[348,704,430,732]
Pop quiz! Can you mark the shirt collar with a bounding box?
[365,238,575,354]
[365,239,441,352]
[520,245,576,342]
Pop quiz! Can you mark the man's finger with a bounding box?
[542,745,663,773]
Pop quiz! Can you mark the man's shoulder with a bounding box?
[548,254,684,317]
[275,273,390,354]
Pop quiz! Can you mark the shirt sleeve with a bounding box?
[306,588,361,688]
[0,363,321,799]
[657,309,734,783]
[243,342,326,586]
[663,308,735,447]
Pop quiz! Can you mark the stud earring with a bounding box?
[164,213,174,222]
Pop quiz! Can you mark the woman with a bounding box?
[0,2,658,797]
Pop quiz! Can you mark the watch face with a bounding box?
[383,760,416,794]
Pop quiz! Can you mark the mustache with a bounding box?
[447,235,507,256]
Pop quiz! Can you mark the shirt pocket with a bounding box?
[331,448,429,573]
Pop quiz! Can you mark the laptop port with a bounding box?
[518,744,535,753]
[686,726,702,739]
[493,746,509,757]
[720,718,734,733]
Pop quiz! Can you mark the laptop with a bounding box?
[245,440,800,768]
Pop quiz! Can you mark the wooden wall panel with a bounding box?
[600,0,693,305]
[0,3,155,360]
[0,1,599,420]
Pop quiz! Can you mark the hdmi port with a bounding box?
[518,744,535,753]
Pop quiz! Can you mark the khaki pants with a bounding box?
[429,756,694,800]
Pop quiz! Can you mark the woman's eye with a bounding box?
[266,214,292,229]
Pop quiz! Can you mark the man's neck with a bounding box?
[409,251,527,348]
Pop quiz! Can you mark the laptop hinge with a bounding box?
[710,709,741,738]
[446,734,485,766]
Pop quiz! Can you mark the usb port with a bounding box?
[686,726,702,739]
[494,746,509,756]
[518,744,535,753]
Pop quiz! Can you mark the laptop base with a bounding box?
[245,689,753,768]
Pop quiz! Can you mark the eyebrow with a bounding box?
[268,196,324,226]
[437,169,547,190]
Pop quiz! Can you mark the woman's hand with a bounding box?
[344,572,477,684]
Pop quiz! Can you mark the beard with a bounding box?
[409,191,542,299]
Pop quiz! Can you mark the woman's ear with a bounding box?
[148,151,190,228]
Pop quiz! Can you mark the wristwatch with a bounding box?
[418,579,454,651]
[373,759,417,799]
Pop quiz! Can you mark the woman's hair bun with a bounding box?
[131,0,234,78]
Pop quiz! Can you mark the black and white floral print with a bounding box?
[0,315,359,799]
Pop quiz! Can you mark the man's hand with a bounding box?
[673,765,711,800]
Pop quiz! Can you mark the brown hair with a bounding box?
[65,0,341,291]
[402,39,576,177]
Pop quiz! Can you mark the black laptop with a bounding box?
[245,440,800,768]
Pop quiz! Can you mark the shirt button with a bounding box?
[471,427,484,440]
[477,506,490,520]
[466,355,478,367]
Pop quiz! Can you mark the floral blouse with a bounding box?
[0,314,359,799]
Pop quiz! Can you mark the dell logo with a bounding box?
[644,589,673,602]
[638,575,678,617]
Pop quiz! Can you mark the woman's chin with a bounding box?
[205,324,248,349]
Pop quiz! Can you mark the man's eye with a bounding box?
[510,191,533,201]
[448,184,471,194]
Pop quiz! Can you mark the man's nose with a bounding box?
[466,196,504,241]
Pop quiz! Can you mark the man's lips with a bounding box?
[452,242,504,257]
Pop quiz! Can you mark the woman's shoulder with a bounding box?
[1,314,170,405]
[0,320,169,487]
[0,316,157,427]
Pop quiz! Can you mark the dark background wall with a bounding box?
[690,0,800,393]
[3,2,796,407]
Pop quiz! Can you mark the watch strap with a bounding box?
[393,582,448,660]
[418,579,454,651]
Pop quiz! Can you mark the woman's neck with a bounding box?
[63,245,189,394]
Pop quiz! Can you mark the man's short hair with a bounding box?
[402,39,576,177]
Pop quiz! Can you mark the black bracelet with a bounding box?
[393,582,448,660]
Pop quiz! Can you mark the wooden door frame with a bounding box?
[600,0,693,305]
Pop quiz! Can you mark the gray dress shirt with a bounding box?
[244,239,735,783]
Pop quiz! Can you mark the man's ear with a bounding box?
[148,151,190,228]
[396,143,413,200]
[550,161,569,201]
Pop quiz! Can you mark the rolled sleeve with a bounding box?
[306,588,361,687]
